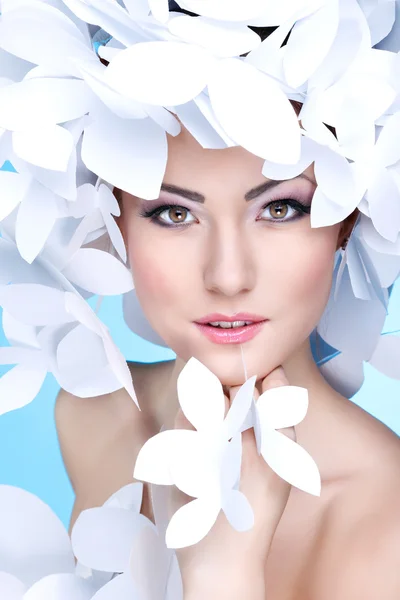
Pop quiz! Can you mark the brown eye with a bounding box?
[168,207,188,223]
[269,202,289,219]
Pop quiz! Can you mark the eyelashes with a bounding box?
[139,198,311,228]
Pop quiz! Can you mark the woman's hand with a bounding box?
[171,366,295,597]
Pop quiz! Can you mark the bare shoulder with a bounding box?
[313,451,400,599]
[54,360,174,495]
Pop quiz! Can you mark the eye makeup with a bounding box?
[139,196,311,228]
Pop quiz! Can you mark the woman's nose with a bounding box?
[203,227,256,297]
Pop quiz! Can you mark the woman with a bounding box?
[1,0,400,597]
[55,123,400,599]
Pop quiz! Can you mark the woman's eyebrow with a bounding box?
[160,173,314,204]
[245,173,315,201]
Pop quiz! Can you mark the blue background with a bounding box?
[0,160,400,530]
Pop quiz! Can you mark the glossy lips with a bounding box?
[194,313,267,344]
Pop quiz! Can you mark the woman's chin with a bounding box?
[183,347,280,388]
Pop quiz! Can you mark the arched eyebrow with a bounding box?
[161,173,314,204]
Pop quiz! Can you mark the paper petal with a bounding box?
[369,334,400,380]
[81,102,167,200]
[257,385,309,429]
[208,58,301,164]
[147,0,169,23]
[15,184,58,264]
[311,187,357,228]
[129,524,170,599]
[367,168,400,242]
[71,506,148,573]
[0,572,25,600]
[222,489,254,531]
[24,573,94,600]
[318,350,365,399]
[0,78,90,131]
[262,135,316,181]
[90,572,137,600]
[260,430,321,496]
[0,485,75,587]
[0,364,47,415]
[0,284,74,326]
[375,112,400,167]
[177,0,277,22]
[169,430,219,498]
[284,3,339,88]
[104,482,144,512]
[13,125,74,172]
[177,357,225,432]
[62,248,133,295]
[366,0,396,46]
[104,42,213,106]
[165,497,220,548]
[221,375,256,440]
[168,15,261,58]
[134,430,175,485]
[0,170,31,222]
[314,146,356,207]
[165,554,183,600]
[174,100,227,149]
[0,0,93,76]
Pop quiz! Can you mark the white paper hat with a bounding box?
[0,0,400,411]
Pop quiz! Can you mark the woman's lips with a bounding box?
[194,320,267,344]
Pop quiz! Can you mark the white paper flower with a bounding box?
[0,485,96,600]
[134,357,257,548]
[72,482,182,600]
[251,385,321,496]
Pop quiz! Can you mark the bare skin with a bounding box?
[56,343,400,599]
[56,126,400,597]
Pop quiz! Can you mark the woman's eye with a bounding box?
[158,206,196,225]
[259,200,308,222]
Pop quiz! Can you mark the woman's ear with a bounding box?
[336,208,359,250]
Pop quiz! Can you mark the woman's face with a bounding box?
[119,126,342,386]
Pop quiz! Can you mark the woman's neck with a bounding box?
[146,340,387,487]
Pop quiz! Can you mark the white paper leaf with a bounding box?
[168,15,261,58]
[13,125,74,171]
[260,429,321,496]
[81,102,167,200]
[71,507,148,573]
[177,357,225,432]
[0,572,25,600]
[221,375,256,440]
[104,42,213,106]
[208,58,301,164]
[15,184,58,264]
[91,572,137,600]
[257,386,309,429]
[0,170,31,222]
[24,573,94,600]
[0,485,75,588]
[0,364,47,415]
[63,248,133,295]
[165,497,220,548]
[104,482,144,512]
[0,284,74,326]
[134,430,175,485]
[284,3,339,88]
[222,489,254,531]
[0,78,91,131]
[0,0,93,75]
[369,334,400,380]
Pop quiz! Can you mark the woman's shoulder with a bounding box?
[54,360,174,493]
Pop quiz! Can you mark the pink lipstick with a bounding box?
[194,313,268,345]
